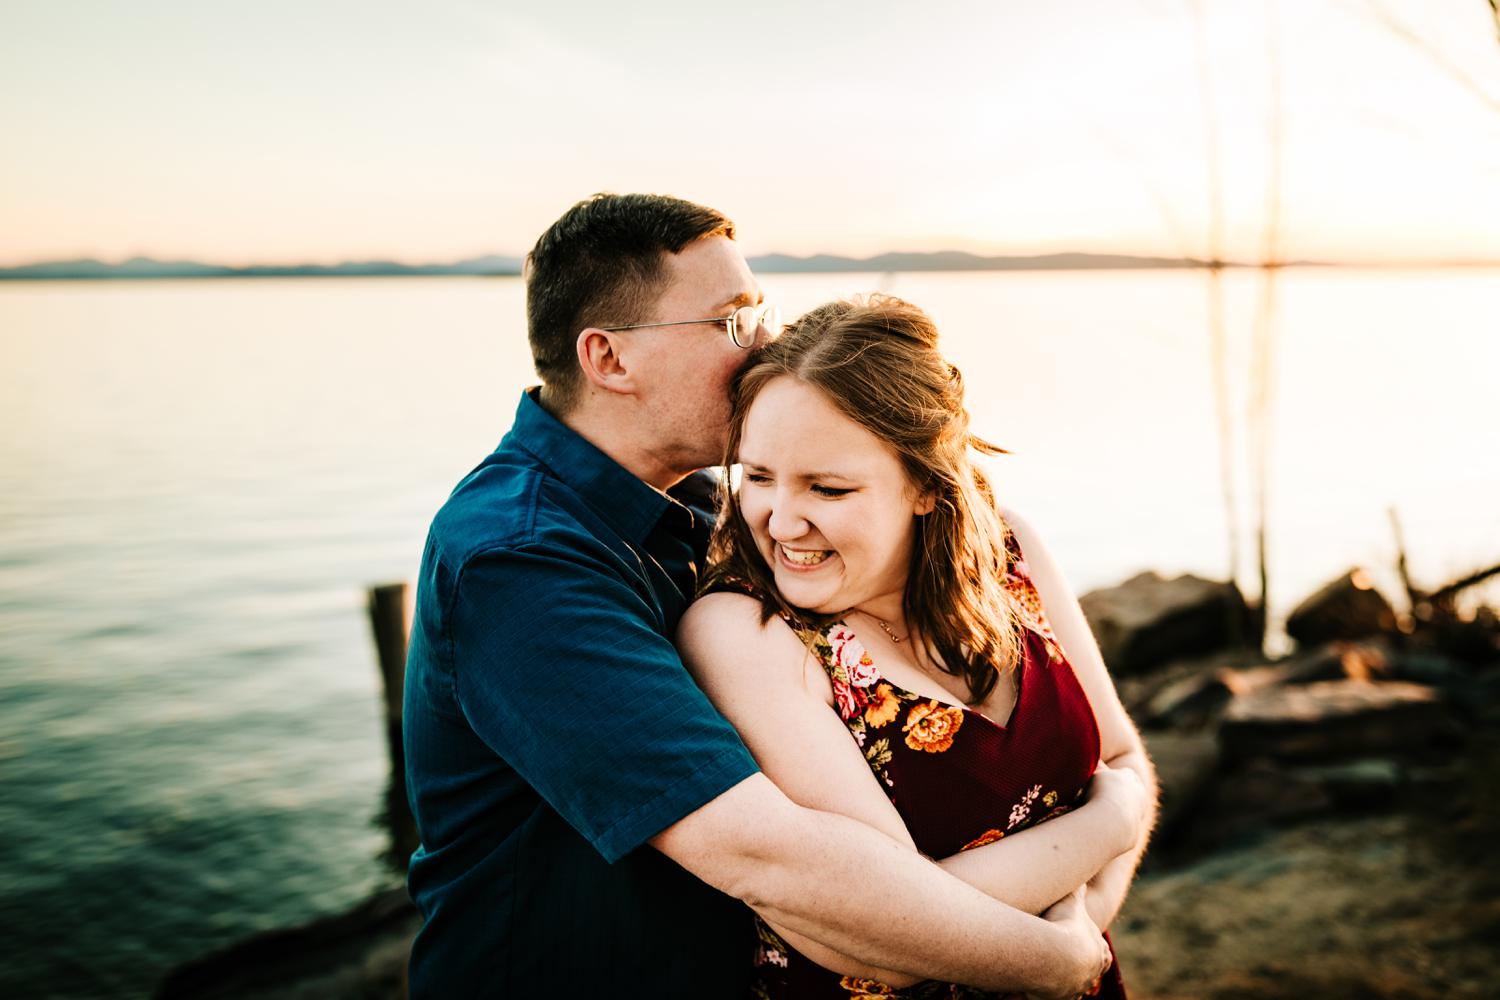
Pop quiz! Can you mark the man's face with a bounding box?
[627,235,768,478]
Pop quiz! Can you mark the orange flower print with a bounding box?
[961,828,1005,851]
[863,683,900,729]
[838,976,897,998]
[902,699,964,753]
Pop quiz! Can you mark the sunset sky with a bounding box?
[3,0,1497,267]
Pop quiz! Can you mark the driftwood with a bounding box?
[1388,507,1500,626]
[1427,562,1500,612]
[1387,507,1420,617]
[368,583,418,866]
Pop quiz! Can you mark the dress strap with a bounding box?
[1002,527,1065,661]
[800,621,897,724]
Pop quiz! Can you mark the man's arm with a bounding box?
[1000,508,1160,930]
[651,773,1111,998]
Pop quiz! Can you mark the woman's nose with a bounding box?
[766,494,807,541]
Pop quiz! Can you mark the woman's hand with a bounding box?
[1087,760,1150,856]
[1029,888,1111,1000]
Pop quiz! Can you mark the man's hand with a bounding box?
[1027,888,1111,1000]
[1087,760,1150,855]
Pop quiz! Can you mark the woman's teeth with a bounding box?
[781,546,830,566]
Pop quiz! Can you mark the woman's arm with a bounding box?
[938,760,1145,917]
[999,507,1161,930]
[677,592,1135,985]
[1083,747,1155,929]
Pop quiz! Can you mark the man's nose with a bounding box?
[751,315,776,348]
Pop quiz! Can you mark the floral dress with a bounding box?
[739,542,1129,1000]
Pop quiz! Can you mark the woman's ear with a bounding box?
[914,489,936,516]
[576,327,635,395]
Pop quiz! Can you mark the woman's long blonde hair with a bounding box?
[706,295,1023,701]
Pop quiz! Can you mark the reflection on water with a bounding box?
[1,271,1497,997]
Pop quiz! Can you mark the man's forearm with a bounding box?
[739,803,1090,993]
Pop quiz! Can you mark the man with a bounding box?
[402,193,1118,997]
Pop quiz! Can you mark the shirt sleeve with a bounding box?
[448,540,761,864]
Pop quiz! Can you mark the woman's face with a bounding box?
[736,375,933,618]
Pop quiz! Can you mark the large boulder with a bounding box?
[1192,756,1407,843]
[1219,679,1450,762]
[1141,730,1220,842]
[1079,572,1247,677]
[1269,639,1392,685]
[1284,569,1397,647]
[1141,669,1237,730]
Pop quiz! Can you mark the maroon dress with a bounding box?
[743,543,1129,1000]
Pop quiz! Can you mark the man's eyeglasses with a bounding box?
[600,303,781,349]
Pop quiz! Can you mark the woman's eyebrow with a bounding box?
[739,461,858,482]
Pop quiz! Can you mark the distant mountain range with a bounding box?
[751,251,1220,272]
[0,255,525,280]
[0,250,1252,281]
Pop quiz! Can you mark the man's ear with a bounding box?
[575,327,636,395]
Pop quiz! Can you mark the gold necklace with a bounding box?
[872,615,906,644]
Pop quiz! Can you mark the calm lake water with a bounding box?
[2,268,1497,997]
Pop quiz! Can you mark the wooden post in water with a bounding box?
[368,582,419,867]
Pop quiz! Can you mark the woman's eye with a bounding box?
[744,473,771,486]
[812,485,853,498]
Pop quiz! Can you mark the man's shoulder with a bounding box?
[429,452,621,571]
[431,455,542,557]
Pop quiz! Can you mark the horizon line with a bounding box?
[3,248,1500,278]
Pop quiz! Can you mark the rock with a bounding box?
[1142,731,1220,842]
[1386,650,1486,713]
[1218,757,1335,825]
[1284,569,1397,646]
[1142,670,1236,730]
[1424,616,1500,665]
[1219,679,1450,762]
[1188,757,1407,846]
[154,887,417,1000]
[1079,572,1248,676]
[1296,758,1403,809]
[1275,640,1392,685]
[1116,652,1247,721]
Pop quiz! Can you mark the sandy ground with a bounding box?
[1110,738,1500,1000]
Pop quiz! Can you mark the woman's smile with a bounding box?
[777,543,835,569]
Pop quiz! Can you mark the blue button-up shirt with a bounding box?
[402,389,761,997]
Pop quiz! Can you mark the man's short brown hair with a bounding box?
[525,193,735,413]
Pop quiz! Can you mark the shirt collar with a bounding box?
[503,388,683,544]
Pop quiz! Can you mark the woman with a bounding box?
[677,296,1157,999]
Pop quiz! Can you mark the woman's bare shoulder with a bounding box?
[677,591,812,688]
[679,590,778,644]
[996,502,1036,539]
